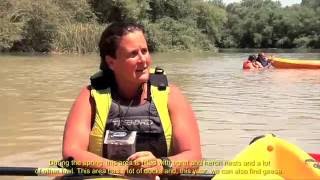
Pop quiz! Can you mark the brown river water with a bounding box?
[0,52,319,179]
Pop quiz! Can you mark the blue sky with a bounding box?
[223,0,302,7]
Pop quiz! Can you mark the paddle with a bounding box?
[0,166,214,179]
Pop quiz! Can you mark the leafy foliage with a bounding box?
[221,0,320,48]
[144,17,215,52]
[1,0,319,53]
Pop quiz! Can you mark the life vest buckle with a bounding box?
[155,67,164,74]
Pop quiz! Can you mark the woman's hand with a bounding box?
[108,161,128,177]
[128,151,163,175]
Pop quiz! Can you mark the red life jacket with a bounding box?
[243,60,252,69]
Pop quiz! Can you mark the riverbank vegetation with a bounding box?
[0,0,319,53]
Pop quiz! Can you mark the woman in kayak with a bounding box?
[256,52,271,68]
[62,22,201,178]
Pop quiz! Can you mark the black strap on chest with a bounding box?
[145,67,168,101]
[90,71,111,90]
[90,67,168,91]
[148,67,168,91]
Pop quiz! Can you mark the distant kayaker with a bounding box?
[256,52,271,67]
[62,22,201,178]
[243,55,263,69]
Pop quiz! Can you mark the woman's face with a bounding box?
[107,30,151,85]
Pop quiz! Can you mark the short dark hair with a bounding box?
[248,55,256,61]
[98,22,145,71]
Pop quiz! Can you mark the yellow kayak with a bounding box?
[271,58,320,69]
[213,134,320,180]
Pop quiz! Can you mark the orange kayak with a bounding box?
[271,58,320,69]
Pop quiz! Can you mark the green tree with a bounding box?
[222,0,283,48]
[301,0,320,9]
[148,0,194,21]
[88,0,150,23]
[53,0,97,23]
[0,0,24,51]
[2,0,320,52]
[144,17,215,52]
[193,1,227,46]
[6,0,61,52]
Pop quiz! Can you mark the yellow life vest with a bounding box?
[88,68,172,157]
